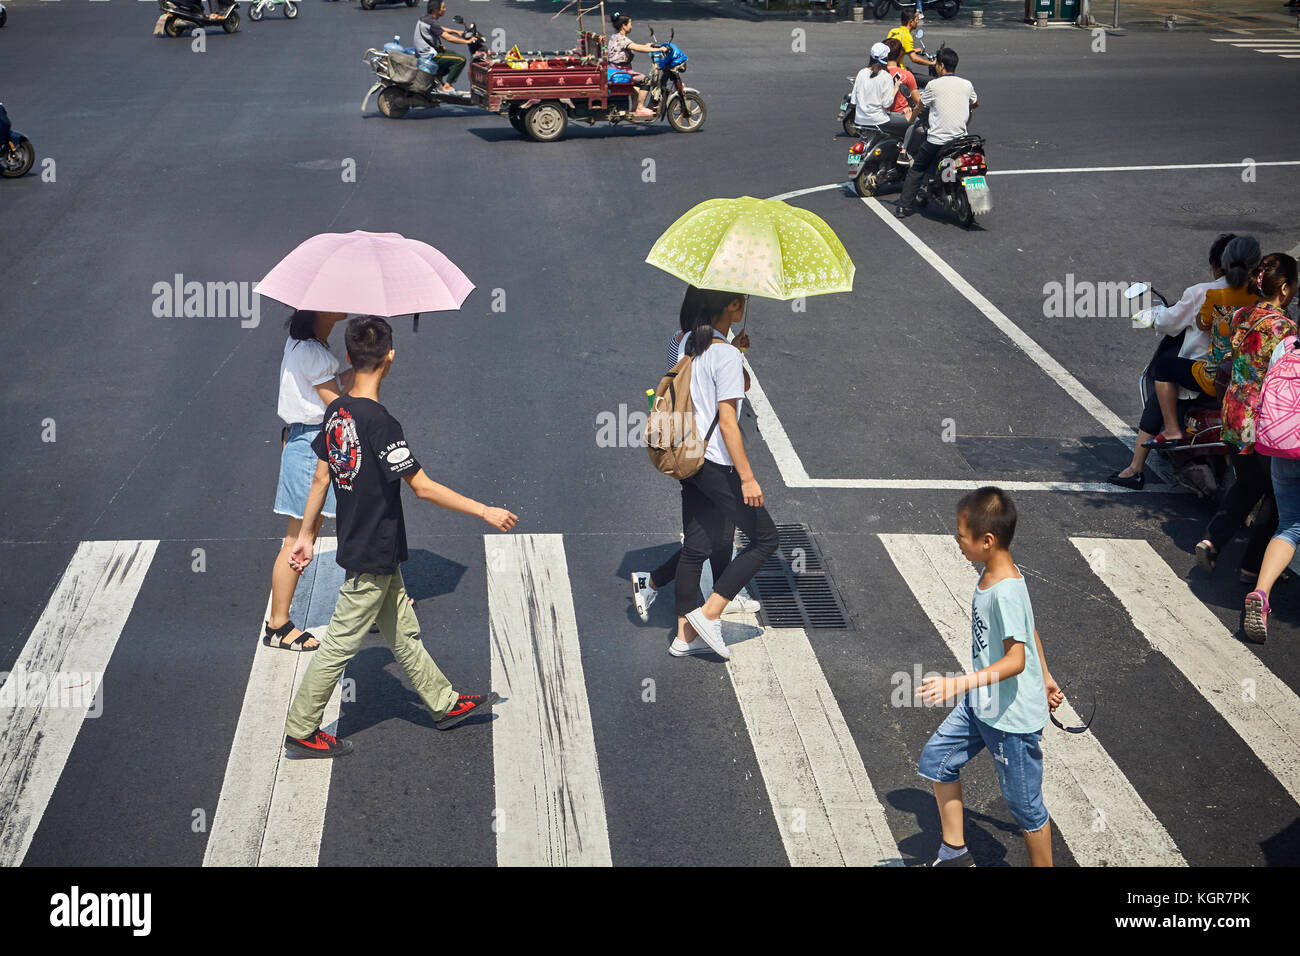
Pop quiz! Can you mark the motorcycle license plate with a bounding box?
[847,154,863,167]
[962,175,988,192]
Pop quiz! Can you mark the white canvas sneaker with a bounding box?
[630,571,657,622]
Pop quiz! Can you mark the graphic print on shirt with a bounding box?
[971,598,989,657]
[324,407,362,491]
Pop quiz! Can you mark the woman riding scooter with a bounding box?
[1108,234,1261,489]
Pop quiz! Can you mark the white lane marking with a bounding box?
[990,161,1300,176]
[204,539,342,868]
[768,183,845,203]
[860,196,1134,447]
[486,534,611,866]
[879,535,1185,866]
[777,478,1184,493]
[1073,538,1300,808]
[0,540,159,867]
[702,566,902,866]
[738,356,813,486]
[259,548,346,867]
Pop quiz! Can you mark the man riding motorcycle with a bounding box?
[894,46,977,219]
[886,9,935,77]
[415,0,476,94]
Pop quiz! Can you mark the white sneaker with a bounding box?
[630,571,657,622]
[685,607,730,660]
[725,590,760,614]
[669,637,715,657]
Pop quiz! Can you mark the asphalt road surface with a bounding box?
[2,0,1299,870]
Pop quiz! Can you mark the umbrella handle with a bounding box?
[413,312,420,333]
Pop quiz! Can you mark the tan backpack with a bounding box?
[646,353,720,480]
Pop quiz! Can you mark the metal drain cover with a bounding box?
[736,523,852,630]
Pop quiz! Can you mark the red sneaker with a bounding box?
[436,692,499,730]
[284,729,354,758]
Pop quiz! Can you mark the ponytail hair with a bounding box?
[678,285,742,357]
[285,309,322,344]
[1221,235,1261,289]
[1250,253,1298,301]
[869,60,886,77]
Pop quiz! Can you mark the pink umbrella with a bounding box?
[256,230,474,331]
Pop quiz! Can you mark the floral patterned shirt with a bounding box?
[1221,304,1298,452]
[607,32,632,67]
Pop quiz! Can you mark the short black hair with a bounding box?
[345,315,394,372]
[937,47,959,73]
[426,0,443,13]
[901,9,915,25]
[957,486,1017,549]
[1208,233,1236,272]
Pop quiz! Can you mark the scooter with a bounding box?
[848,122,909,198]
[249,0,297,20]
[874,0,961,18]
[911,126,990,228]
[1,124,35,179]
[0,3,8,28]
[157,0,241,36]
[362,16,485,118]
[1127,281,1231,500]
[838,77,858,137]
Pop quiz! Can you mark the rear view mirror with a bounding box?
[1125,282,1150,300]
[453,14,464,23]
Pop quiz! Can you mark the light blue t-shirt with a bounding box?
[969,571,1048,734]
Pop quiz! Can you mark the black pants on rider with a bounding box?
[1205,451,1278,575]
[898,138,943,210]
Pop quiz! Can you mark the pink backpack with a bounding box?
[1256,335,1300,458]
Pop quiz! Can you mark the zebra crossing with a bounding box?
[2,530,1298,866]
[1210,36,1300,59]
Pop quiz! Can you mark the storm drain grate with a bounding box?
[735,523,851,630]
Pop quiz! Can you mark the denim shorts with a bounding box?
[274,423,336,519]
[918,696,1049,833]
[1270,456,1300,548]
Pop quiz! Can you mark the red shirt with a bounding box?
[888,65,917,113]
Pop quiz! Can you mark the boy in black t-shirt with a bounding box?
[283,315,518,758]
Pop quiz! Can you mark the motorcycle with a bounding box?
[0,3,7,28]
[1127,282,1231,499]
[911,126,990,228]
[249,0,297,19]
[848,121,908,198]
[1,124,35,180]
[362,16,485,118]
[643,29,706,133]
[157,0,241,36]
[874,0,961,19]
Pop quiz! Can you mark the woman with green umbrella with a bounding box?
[668,287,778,660]
[643,197,855,659]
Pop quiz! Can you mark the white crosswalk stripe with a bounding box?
[0,540,158,867]
[1210,36,1300,59]
[486,534,612,866]
[879,534,1186,867]
[1073,537,1300,808]
[204,539,344,868]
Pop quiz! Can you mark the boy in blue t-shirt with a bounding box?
[916,487,1064,866]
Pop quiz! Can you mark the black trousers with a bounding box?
[1139,355,1207,435]
[1206,451,1278,574]
[898,138,943,209]
[674,461,779,617]
[650,516,735,591]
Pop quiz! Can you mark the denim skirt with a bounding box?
[274,423,336,519]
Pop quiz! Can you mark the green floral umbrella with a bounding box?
[645,196,855,300]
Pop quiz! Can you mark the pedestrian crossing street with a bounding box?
[2,530,1298,866]
[1210,36,1300,60]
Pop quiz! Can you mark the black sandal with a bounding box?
[263,620,319,652]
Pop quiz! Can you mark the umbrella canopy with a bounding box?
[255,230,474,317]
[645,197,854,300]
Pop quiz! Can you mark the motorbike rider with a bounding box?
[415,0,477,94]
[1107,235,1262,490]
[894,46,976,219]
[850,43,906,139]
[608,13,665,120]
[886,9,936,78]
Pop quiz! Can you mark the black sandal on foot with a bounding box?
[1107,470,1145,490]
[263,620,319,652]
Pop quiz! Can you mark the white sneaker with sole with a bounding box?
[685,607,730,660]
[630,571,657,622]
[725,590,760,614]
[669,637,715,657]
